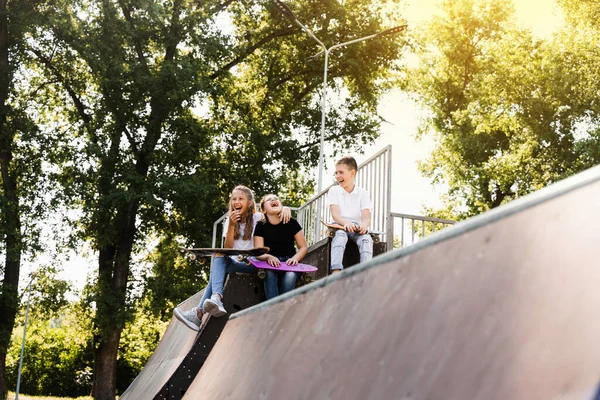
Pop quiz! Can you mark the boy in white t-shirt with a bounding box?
[327,156,373,273]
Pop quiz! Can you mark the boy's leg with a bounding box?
[264,270,279,300]
[351,233,373,263]
[330,230,348,272]
[280,271,298,294]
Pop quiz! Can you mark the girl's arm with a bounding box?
[254,236,280,266]
[223,205,242,248]
[286,230,308,265]
[279,206,291,223]
[223,217,236,248]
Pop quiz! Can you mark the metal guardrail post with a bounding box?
[385,146,393,250]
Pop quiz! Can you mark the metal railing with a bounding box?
[211,145,456,250]
[390,212,456,249]
[296,145,393,248]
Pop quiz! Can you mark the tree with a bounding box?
[6,269,87,397]
[0,1,55,397]
[28,1,406,398]
[405,0,600,218]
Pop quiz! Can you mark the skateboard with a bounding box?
[179,247,270,265]
[249,258,318,283]
[320,220,382,243]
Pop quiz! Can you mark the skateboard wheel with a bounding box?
[327,230,335,238]
[244,258,250,266]
[198,257,206,265]
[189,254,197,261]
[372,235,380,243]
[237,255,244,262]
[257,270,266,279]
[302,274,312,283]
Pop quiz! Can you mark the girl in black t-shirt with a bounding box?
[254,194,308,300]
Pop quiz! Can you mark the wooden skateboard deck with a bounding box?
[320,220,383,241]
[179,247,270,264]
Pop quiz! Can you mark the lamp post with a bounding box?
[15,271,37,400]
[272,0,406,193]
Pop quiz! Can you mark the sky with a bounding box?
[24,0,566,291]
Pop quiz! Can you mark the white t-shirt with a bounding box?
[327,184,373,223]
[222,212,263,250]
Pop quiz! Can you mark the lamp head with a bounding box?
[272,0,296,19]
[376,24,408,37]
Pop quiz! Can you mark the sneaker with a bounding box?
[202,294,227,317]
[173,307,201,331]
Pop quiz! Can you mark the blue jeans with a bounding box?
[264,257,299,300]
[331,230,373,271]
[198,255,256,310]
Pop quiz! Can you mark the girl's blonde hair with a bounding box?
[230,185,256,241]
[258,194,277,221]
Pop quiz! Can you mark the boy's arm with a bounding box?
[330,205,357,232]
[286,230,308,265]
[358,208,371,234]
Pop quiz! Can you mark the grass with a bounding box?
[7,393,92,400]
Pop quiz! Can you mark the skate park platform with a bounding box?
[124,164,600,399]
[120,238,386,399]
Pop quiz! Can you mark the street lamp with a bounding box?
[272,0,407,193]
[15,271,37,400]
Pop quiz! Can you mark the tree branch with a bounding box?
[209,0,237,15]
[210,27,298,80]
[117,0,150,71]
[30,48,95,137]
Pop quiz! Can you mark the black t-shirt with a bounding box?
[254,218,302,258]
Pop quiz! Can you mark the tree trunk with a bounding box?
[0,141,23,400]
[0,0,22,398]
[91,199,140,399]
[91,325,121,400]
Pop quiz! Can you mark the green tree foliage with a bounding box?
[6,270,166,398]
[115,299,168,393]
[5,268,90,397]
[16,1,407,398]
[7,311,93,397]
[558,0,600,28]
[405,0,600,218]
[141,236,207,320]
[0,1,59,398]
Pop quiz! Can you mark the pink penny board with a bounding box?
[249,259,317,273]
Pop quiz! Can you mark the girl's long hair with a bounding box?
[230,185,256,241]
[259,193,280,222]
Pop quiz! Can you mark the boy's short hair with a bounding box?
[336,156,358,171]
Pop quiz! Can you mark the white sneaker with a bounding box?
[202,294,227,317]
[173,307,201,331]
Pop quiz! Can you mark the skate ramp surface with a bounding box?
[182,165,600,400]
[119,291,204,399]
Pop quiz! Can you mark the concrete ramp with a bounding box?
[182,166,600,400]
[120,291,204,399]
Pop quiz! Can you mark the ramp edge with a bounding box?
[231,163,600,320]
